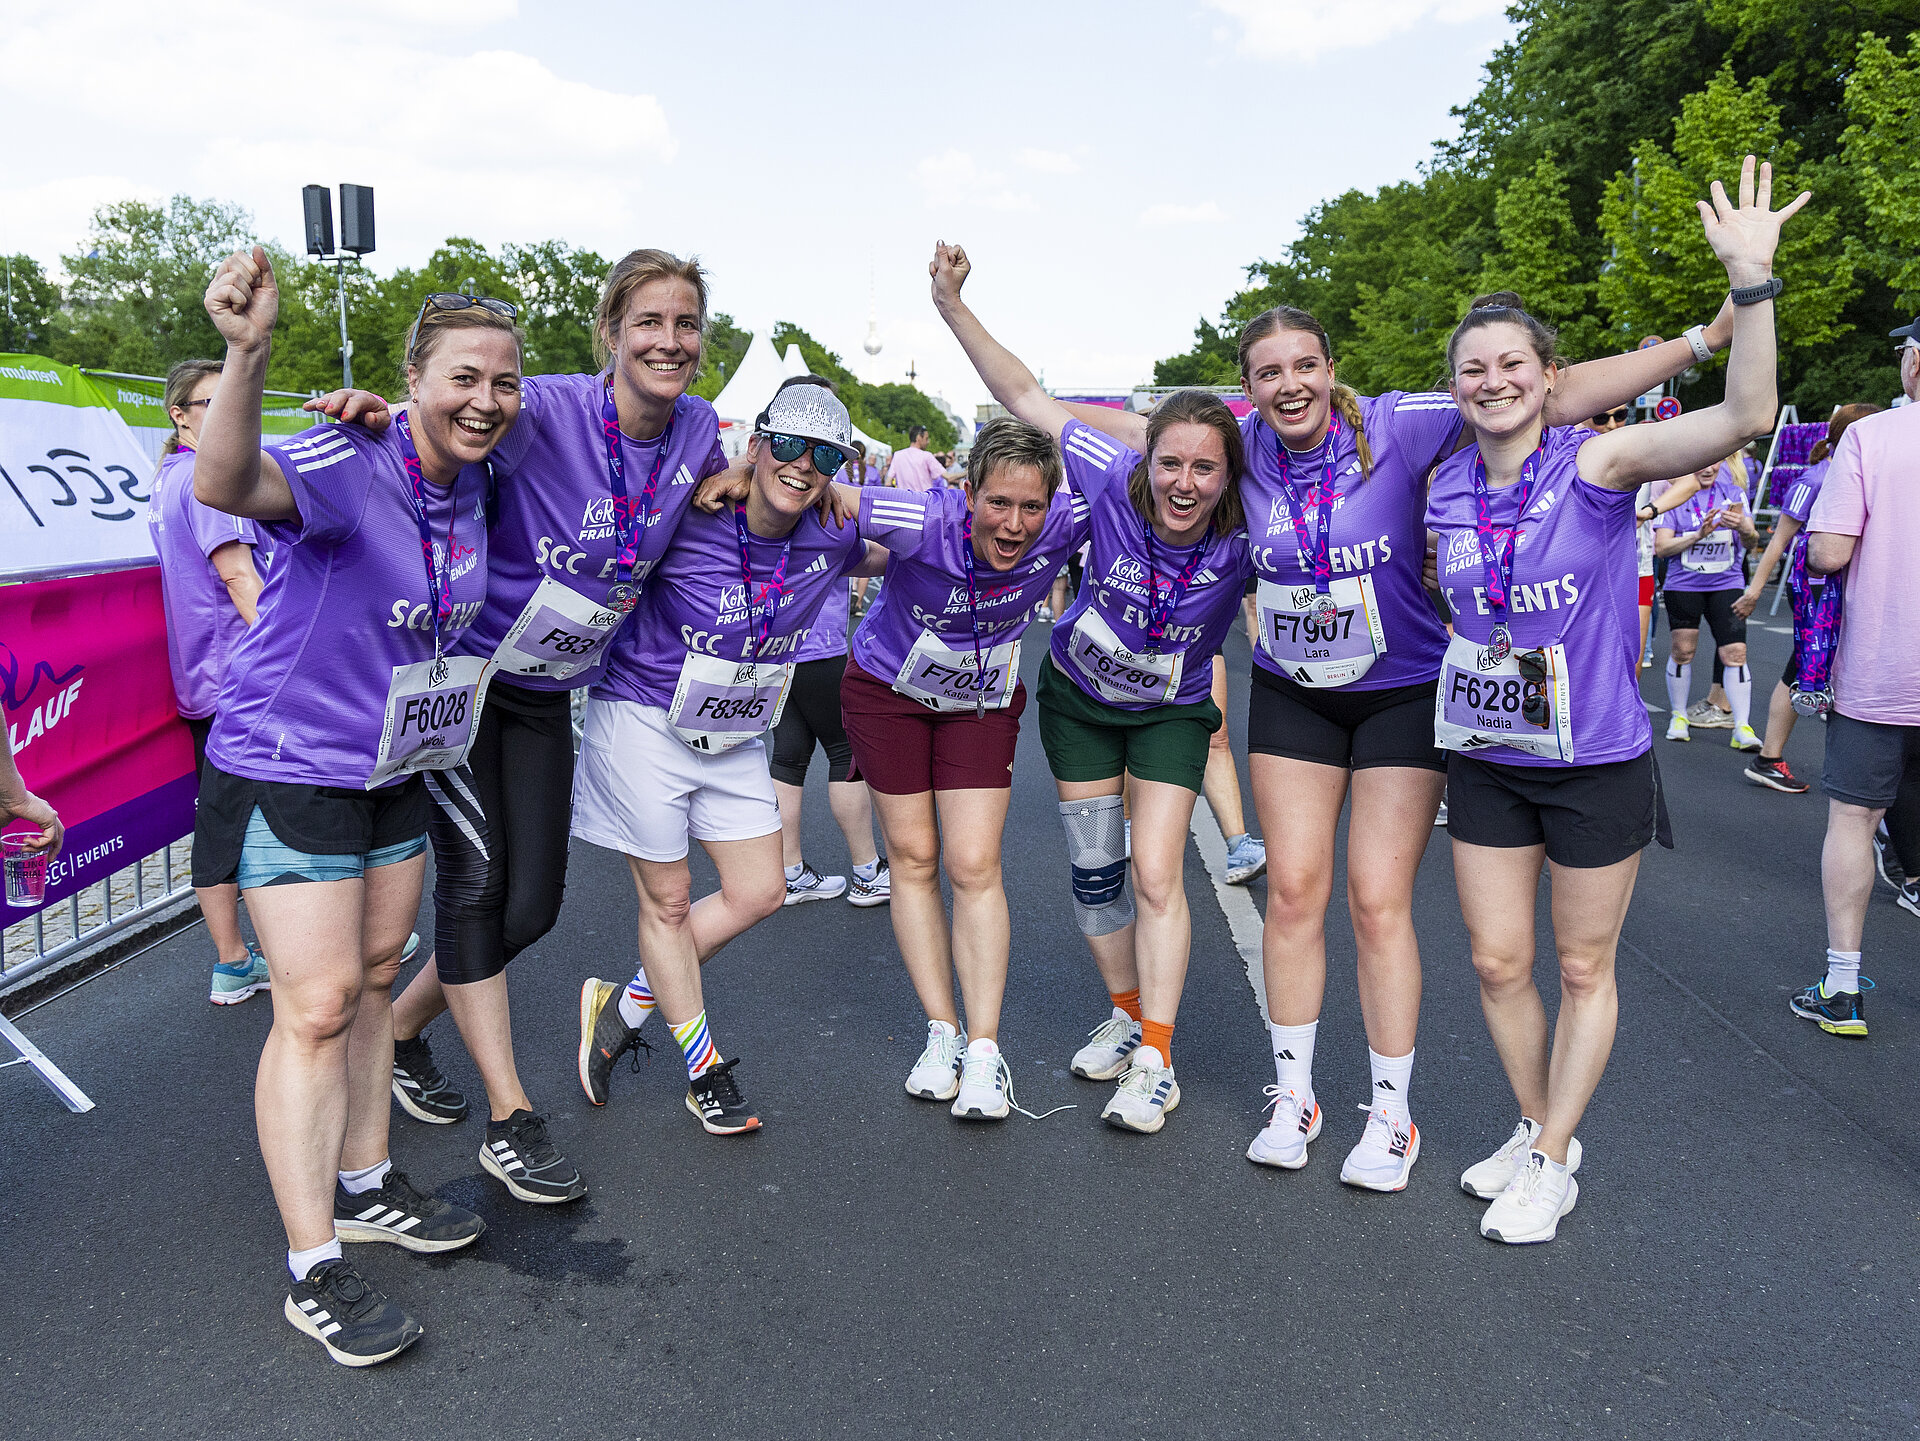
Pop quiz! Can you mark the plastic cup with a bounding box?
[3,833,49,908]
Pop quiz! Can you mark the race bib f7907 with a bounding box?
[1255,574,1386,688]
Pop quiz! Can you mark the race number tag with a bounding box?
[894,629,1020,713]
[666,651,793,753]
[1433,632,1573,763]
[371,655,492,789]
[1255,574,1387,687]
[1681,531,1736,574]
[1067,605,1183,706]
[492,576,627,681]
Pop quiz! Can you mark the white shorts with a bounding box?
[571,697,781,862]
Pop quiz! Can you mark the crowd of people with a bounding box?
[5,156,1916,1371]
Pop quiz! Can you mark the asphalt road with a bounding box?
[3,613,1916,1439]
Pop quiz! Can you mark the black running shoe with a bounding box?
[284,1257,423,1368]
[1744,757,1810,794]
[391,1033,468,1124]
[1875,824,1907,891]
[1789,979,1868,1038]
[578,977,648,1106]
[334,1169,487,1253]
[481,1110,587,1204]
[685,1057,761,1135]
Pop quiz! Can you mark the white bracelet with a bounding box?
[1683,324,1712,364]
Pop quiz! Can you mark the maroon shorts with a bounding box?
[840,660,1028,795]
[1638,574,1656,606]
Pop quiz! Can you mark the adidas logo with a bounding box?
[1275,1049,1295,1060]
[1375,1079,1397,1091]
[801,553,832,575]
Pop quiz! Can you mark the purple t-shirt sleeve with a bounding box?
[699,435,728,482]
[1059,420,1137,500]
[186,492,258,559]
[1808,433,1866,537]
[857,486,933,558]
[1381,391,1465,474]
[482,373,556,478]
[262,425,378,548]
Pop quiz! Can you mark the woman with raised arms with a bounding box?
[192,247,519,1366]
[1428,157,1802,1241]
[931,242,1253,1133]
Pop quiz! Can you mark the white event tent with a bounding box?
[710,332,888,462]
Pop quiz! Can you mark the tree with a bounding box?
[767,321,957,448]
[690,313,751,400]
[1475,157,1605,361]
[1841,30,1920,310]
[503,240,607,376]
[1,254,63,355]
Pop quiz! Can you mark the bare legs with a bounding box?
[1202,657,1248,839]
[775,777,879,871]
[1821,799,1885,955]
[628,833,786,1033]
[198,882,252,967]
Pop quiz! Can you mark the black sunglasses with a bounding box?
[1517,649,1550,728]
[410,293,519,357]
[1591,408,1630,426]
[764,432,847,477]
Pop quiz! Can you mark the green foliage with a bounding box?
[1,254,63,354]
[1841,31,1920,308]
[1475,157,1604,361]
[690,312,751,400]
[767,321,957,449]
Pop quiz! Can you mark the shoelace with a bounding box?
[376,1170,439,1215]
[1353,1102,1410,1152]
[1115,1060,1169,1104]
[1260,1084,1304,1126]
[700,1060,745,1108]
[619,1032,655,1075]
[962,1051,1075,1121]
[401,1038,448,1090]
[310,1260,381,1320]
[1085,1015,1136,1049]
[507,1112,561,1166]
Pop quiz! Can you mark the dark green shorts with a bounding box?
[1036,659,1222,793]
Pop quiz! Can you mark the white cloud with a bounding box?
[1205,0,1508,62]
[1016,148,1081,175]
[1139,201,1229,227]
[914,150,1034,212]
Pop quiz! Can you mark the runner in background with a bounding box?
[1656,454,1761,750]
[193,247,514,1364]
[1208,656,1267,885]
[887,424,946,493]
[1739,404,1882,793]
[1875,783,1920,917]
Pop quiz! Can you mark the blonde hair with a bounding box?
[594,248,709,369]
[162,358,223,456]
[1236,306,1374,481]
[1126,389,1247,537]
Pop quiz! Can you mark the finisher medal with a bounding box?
[1310,593,1340,625]
[1484,623,1513,665]
[605,580,641,613]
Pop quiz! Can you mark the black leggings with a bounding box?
[1889,771,1920,876]
[426,680,574,985]
[769,654,854,785]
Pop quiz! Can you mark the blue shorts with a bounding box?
[236,807,426,889]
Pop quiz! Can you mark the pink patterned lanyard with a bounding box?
[1273,416,1343,621]
[394,411,460,665]
[733,504,794,663]
[1468,440,1545,656]
[1141,515,1208,658]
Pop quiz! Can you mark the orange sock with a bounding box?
[1140,1018,1174,1066]
[1110,988,1142,1021]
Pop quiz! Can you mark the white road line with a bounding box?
[1188,796,1269,1023]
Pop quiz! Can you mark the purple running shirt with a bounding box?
[147,448,260,719]
[1659,466,1750,592]
[1778,458,1828,527]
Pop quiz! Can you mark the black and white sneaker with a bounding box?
[480,1110,587,1204]
[847,860,892,907]
[685,1058,761,1135]
[334,1170,487,1253]
[783,864,848,906]
[578,978,649,1107]
[284,1258,423,1368]
[391,1033,468,1124]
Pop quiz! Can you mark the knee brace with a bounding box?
[1059,795,1134,937]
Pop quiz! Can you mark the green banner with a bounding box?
[0,354,313,436]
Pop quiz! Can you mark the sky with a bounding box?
[1,0,1515,418]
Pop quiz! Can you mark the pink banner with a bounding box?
[2,566,197,918]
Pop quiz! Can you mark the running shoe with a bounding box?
[905,1020,966,1101]
[1874,824,1907,891]
[1224,834,1267,885]
[783,864,848,906]
[952,1043,1012,1121]
[1687,700,1734,729]
[848,860,892,907]
[578,978,648,1106]
[1070,1009,1141,1081]
[284,1258,422,1368]
[1101,1048,1180,1134]
[1433,799,1448,827]
[686,1058,761,1134]
[1480,1151,1578,1244]
[1665,715,1690,742]
[210,943,270,1005]
[1744,756,1809,793]
[391,1033,468,1124]
[1339,1104,1420,1192]
[1897,881,1920,920]
[333,1170,486,1253]
[480,1110,586,1204]
[1460,1119,1583,1200]
[1731,724,1763,752]
[1247,1086,1322,1169]
[1789,978,1867,1037]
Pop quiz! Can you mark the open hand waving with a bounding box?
[1698,156,1810,288]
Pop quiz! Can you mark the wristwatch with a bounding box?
[1730,277,1784,306]
[1682,324,1712,362]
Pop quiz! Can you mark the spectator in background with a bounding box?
[1789,317,1920,1039]
[887,424,946,493]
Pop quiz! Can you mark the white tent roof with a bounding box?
[711,331,789,425]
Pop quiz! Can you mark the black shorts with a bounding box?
[184,714,213,781]
[769,654,854,785]
[1822,711,1920,810]
[191,765,429,888]
[1246,665,1444,773]
[1663,587,1746,647]
[1445,749,1669,868]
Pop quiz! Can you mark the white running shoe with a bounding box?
[1459,1118,1583,1200]
[1070,1009,1141,1081]
[904,1021,966,1101]
[952,1040,1011,1120]
[1730,724,1762,752]
[1480,1150,1578,1243]
[847,861,891,907]
[1246,1086,1322,1169]
[1665,715,1690,742]
[783,865,847,906]
[1100,1047,1180,1134]
[1338,1103,1420,1192]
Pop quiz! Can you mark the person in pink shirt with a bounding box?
[1790,316,1920,1040]
[887,426,948,493]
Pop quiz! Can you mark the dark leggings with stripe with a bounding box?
[426,680,574,985]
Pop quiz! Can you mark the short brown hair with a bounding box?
[966,415,1063,496]
[405,305,524,385]
[1235,305,1375,481]
[1127,390,1246,536]
[595,248,709,369]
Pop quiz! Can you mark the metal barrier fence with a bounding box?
[3,837,197,994]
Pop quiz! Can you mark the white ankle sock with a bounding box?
[1368,1046,1414,1122]
[965,1036,999,1059]
[929,1018,960,1040]
[854,858,881,882]
[288,1238,342,1280]
[1269,1020,1317,1109]
[785,861,805,882]
[617,967,655,1028]
[1824,948,1862,995]
[1725,662,1752,730]
[1666,660,1692,715]
[337,1158,390,1195]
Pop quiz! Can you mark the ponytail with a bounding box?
[1238,305,1376,483]
[1808,402,1884,464]
[1330,382,1373,481]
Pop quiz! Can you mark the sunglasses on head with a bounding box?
[763,432,847,477]
[1591,408,1630,426]
[1517,649,1550,728]
[412,291,518,337]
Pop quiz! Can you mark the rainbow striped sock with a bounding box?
[671,1009,719,1079]
[617,970,655,1029]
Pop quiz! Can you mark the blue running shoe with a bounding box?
[1224,834,1267,886]
[210,944,270,1005]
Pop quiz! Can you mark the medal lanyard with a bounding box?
[603,377,674,592]
[1273,416,1343,594]
[1468,441,1546,630]
[958,513,992,686]
[1141,514,1208,655]
[733,504,794,664]
[395,411,461,662]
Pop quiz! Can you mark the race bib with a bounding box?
[1255,575,1387,687]
[666,651,793,753]
[491,576,626,681]
[371,654,492,789]
[894,629,1020,713]
[1434,632,1573,763]
[1681,531,1736,574]
[1066,605,1183,706]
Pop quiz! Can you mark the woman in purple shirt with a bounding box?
[1427,158,1802,1243]
[1655,454,1761,747]
[192,246,524,1364]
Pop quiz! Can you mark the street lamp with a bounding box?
[302,183,375,387]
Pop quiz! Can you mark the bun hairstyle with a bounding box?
[1808,402,1884,463]
[161,358,223,456]
[594,248,709,370]
[1128,389,1247,537]
[1446,291,1561,375]
[403,303,524,388]
[1235,306,1374,481]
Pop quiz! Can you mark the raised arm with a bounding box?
[1546,298,1734,427]
[1060,401,1150,453]
[930,242,1075,439]
[196,247,298,521]
[1577,158,1807,492]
